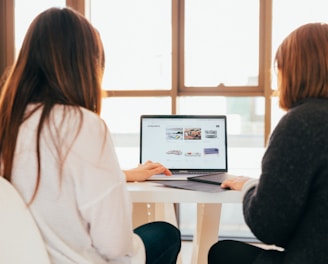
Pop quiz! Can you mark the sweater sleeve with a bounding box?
[241,178,259,195]
[242,109,318,247]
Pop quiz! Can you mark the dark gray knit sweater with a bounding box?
[243,98,328,264]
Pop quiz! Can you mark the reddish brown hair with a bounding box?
[275,23,328,111]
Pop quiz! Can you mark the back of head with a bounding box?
[0,7,105,183]
[275,22,328,110]
[11,7,104,112]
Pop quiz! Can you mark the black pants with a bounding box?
[208,240,264,264]
[134,221,181,264]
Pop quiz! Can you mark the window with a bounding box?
[91,0,172,91]
[89,0,266,149]
[184,0,259,87]
[271,0,328,130]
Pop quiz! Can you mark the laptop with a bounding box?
[139,114,230,182]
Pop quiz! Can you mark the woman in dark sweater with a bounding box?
[208,22,328,264]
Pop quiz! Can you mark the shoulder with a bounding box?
[45,105,112,160]
[51,104,108,137]
[287,98,328,122]
[50,105,121,171]
[52,104,105,125]
[274,98,328,136]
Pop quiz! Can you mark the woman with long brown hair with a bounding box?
[0,7,180,264]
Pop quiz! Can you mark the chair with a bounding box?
[0,177,51,263]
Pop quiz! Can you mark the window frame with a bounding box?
[0,0,273,144]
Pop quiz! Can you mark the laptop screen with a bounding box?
[140,115,228,172]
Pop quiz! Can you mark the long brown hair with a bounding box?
[0,7,105,202]
[275,23,328,111]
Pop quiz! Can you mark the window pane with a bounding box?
[184,0,259,87]
[101,97,171,168]
[271,0,328,90]
[14,0,65,57]
[178,96,264,147]
[90,0,172,90]
[101,97,171,133]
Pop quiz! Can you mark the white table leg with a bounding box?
[191,203,222,264]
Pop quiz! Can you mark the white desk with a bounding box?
[128,181,243,264]
[120,147,263,263]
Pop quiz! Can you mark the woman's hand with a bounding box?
[220,176,251,191]
[123,160,172,182]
